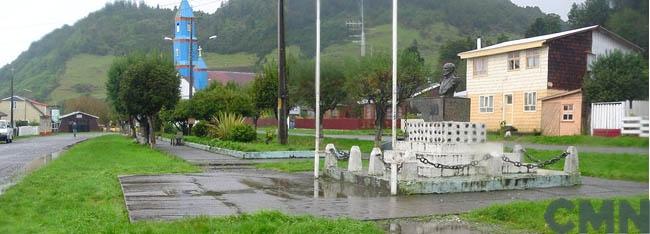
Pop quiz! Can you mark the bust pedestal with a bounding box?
[409,97,470,122]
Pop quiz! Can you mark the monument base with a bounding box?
[409,97,470,122]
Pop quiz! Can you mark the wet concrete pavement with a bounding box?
[0,133,107,193]
[119,143,649,222]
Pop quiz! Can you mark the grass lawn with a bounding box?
[490,133,648,148]
[255,159,370,173]
[463,196,648,234]
[0,135,382,233]
[202,52,257,70]
[173,133,376,153]
[523,149,648,182]
[260,127,391,136]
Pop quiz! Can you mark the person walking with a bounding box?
[72,121,78,138]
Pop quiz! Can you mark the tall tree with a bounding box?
[568,0,612,28]
[525,14,563,38]
[117,53,180,146]
[251,61,279,128]
[347,50,427,146]
[290,58,348,141]
[583,51,648,103]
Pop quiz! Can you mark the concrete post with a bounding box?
[564,146,579,175]
[324,144,337,169]
[368,148,384,175]
[348,146,362,172]
[512,144,523,162]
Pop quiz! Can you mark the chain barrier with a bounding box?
[415,154,492,170]
[374,152,403,171]
[502,151,570,169]
[521,149,542,163]
[328,148,350,161]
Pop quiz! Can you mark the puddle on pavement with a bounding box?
[381,217,486,234]
[240,176,392,199]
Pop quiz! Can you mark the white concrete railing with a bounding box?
[621,116,649,137]
[17,126,39,136]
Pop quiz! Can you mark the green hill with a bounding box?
[0,0,547,103]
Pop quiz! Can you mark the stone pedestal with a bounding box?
[348,146,362,172]
[409,97,470,122]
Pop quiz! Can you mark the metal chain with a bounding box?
[522,149,542,163]
[375,152,402,172]
[328,148,350,161]
[415,154,492,170]
[502,151,570,169]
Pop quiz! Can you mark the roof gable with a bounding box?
[60,111,99,119]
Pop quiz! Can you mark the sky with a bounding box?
[0,0,583,67]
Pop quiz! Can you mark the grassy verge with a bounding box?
[255,159,370,173]
[523,149,648,182]
[463,196,648,234]
[0,135,381,233]
[168,133,375,153]
[490,133,648,148]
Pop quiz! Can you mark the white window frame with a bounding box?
[562,104,574,121]
[526,49,540,69]
[12,101,17,109]
[507,52,520,71]
[473,58,488,76]
[176,23,180,33]
[175,48,179,58]
[504,93,513,105]
[187,23,192,32]
[524,92,537,112]
[479,95,494,113]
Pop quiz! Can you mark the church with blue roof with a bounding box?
[173,0,208,99]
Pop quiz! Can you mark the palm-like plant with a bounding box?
[206,112,245,140]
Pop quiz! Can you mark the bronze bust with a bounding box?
[439,63,461,97]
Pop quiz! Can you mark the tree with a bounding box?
[289,58,347,141]
[347,50,427,146]
[117,53,180,146]
[525,14,563,38]
[106,54,139,137]
[250,61,279,128]
[568,0,612,28]
[190,83,254,120]
[605,8,649,53]
[434,37,474,89]
[583,51,648,103]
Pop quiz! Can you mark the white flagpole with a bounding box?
[314,0,321,178]
[391,0,398,148]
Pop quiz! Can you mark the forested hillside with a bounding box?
[0,0,547,101]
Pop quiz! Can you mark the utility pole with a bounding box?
[10,67,14,129]
[314,0,321,178]
[277,0,288,144]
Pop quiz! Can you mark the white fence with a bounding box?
[591,102,625,135]
[17,126,39,136]
[591,100,649,136]
[622,116,649,137]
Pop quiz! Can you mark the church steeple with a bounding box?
[172,0,208,99]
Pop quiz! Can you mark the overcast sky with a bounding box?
[0,0,583,67]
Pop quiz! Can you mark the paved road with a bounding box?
[0,133,106,192]
[262,131,648,155]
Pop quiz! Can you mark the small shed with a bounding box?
[59,111,100,132]
[541,89,583,136]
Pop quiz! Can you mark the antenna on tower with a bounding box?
[345,0,366,56]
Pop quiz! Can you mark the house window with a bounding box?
[176,23,180,33]
[187,23,192,32]
[12,101,17,109]
[562,104,574,121]
[507,52,520,70]
[473,58,487,75]
[526,50,540,69]
[479,96,494,113]
[524,92,537,112]
[504,94,513,105]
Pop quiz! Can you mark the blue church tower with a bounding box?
[174,0,208,99]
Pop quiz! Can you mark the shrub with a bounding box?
[15,120,29,127]
[207,112,245,140]
[264,128,276,144]
[192,121,208,137]
[163,122,176,134]
[231,124,256,142]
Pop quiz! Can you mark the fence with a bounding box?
[591,100,649,137]
[294,118,400,130]
[17,126,39,136]
[621,116,649,137]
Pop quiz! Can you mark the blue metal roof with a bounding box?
[176,0,194,18]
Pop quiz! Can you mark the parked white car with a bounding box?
[0,120,14,143]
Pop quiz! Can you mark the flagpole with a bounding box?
[391,0,398,147]
[314,0,321,178]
